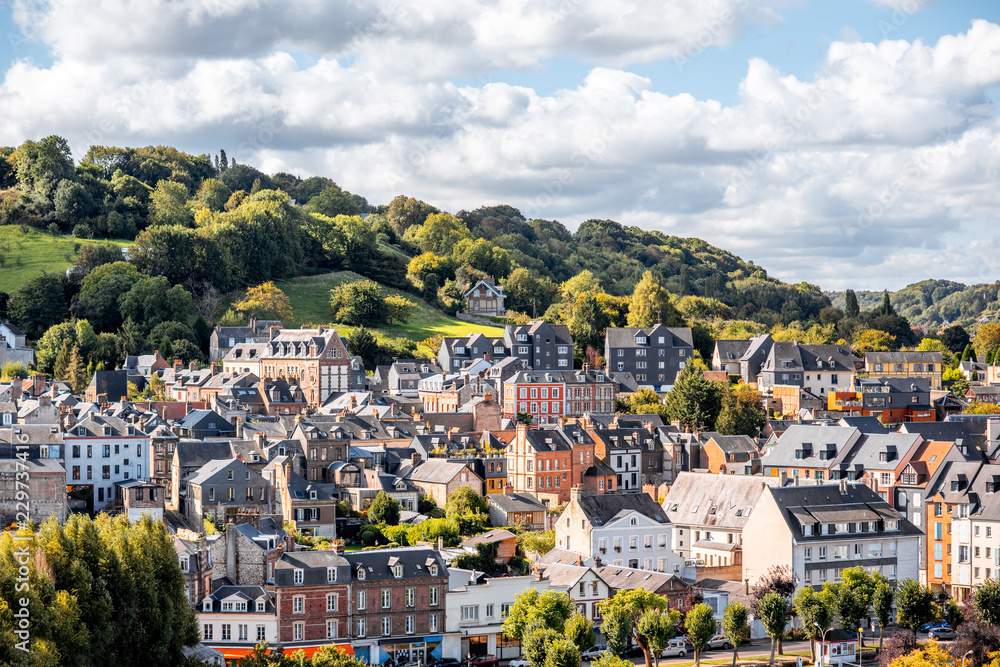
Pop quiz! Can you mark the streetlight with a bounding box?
[858,628,865,667]
[815,623,832,667]
[962,650,974,667]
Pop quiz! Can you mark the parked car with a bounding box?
[706,635,733,651]
[432,660,462,667]
[467,656,499,667]
[662,639,689,658]
[919,620,948,633]
[928,626,957,640]
[508,659,531,667]
[581,647,609,662]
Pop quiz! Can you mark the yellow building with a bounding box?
[864,351,943,390]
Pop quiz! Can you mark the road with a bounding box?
[653,639,812,666]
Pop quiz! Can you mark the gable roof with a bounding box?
[575,492,668,527]
[663,471,782,528]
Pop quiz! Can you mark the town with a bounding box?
[2,311,999,667]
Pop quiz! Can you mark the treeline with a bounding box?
[831,279,1000,330]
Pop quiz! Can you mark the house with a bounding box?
[459,529,517,563]
[554,487,686,574]
[171,440,235,513]
[0,322,36,367]
[533,562,611,623]
[273,550,352,650]
[966,385,1000,405]
[64,415,149,512]
[0,455,66,525]
[387,360,443,397]
[265,457,338,539]
[399,457,483,509]
[949,482,1000,601]
[604,324,694,389]
[487,493,547,530]
[443,571,548,661]
[465,276,506,317]
[504,424,575,506]
[502,369,616,423]
[712,340,750,376]
[661,472,783,571]
[209,520,288,588]
[814,629,859,666]
[343,547,450,666]
[742,481,921,592]
[198,585,278,660]
[702,435,759,475]
[438,323,574,373]
[184,458,271,528]
[113,479,165,522]
[176,532,214,607]
[739,334,773,385]
[758,343,857,402]
[344,466,421,513]
[209,318,277,362]
[865,351,943,391]
[259,327,362,407]
[149,425,180,503]
[173,409,237,439]
[591,426,663,489]
[84,369,132,403]
[595,565,693,607]
[826,377,935,423]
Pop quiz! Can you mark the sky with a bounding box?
[1,0,1000,292]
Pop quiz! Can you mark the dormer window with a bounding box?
[310,491,317,500]
[952,481,959,492]
[357,567,366,580]
[328,567,337,583]
[203,599,213,612]
[179,556,189,572]
[293,568,304,585]
[636,336,647,345]
[393,564,403,578]
[228,471,234,480]
[256,600,265,612]
[429,564,438,576]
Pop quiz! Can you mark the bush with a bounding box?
[73,223,93,238]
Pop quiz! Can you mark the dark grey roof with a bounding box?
[837,417,888,434]
[576,492,668,526]
[342,546,448,581]
[176,440,235,468]
[707,435,758,455]
[866,351,943,364]
[714,340,751,362]
[604,324,693,349]
[489,493,546,513]
[766,482,920,539]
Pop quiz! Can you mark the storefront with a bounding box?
[377,636,443,665]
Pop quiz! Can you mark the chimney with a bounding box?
[570,485,583,502]
[411,452,422,467]
[332,541,344,554]
[839,478,848,494]
[11,380,20,401]
[226,521,237,583]
[32,373,44,396]
[437,536,444,552]
[174,359,183,372]
[269,326,279,341]
[988,418,1000,443]
[210,362,219,376]
[189,361,197,372]
[533,565,543,582]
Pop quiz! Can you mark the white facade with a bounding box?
[950,514,1000,599]
[590,512,686,574]
[199,609,278,650]
[64,425,149,512]
[443,571,550,661]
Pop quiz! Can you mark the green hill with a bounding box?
[827,279,1000,330]
[234,271,505,351]
[0,228,129,295]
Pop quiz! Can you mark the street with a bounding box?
[650,639,812,666]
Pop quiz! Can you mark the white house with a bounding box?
[742,481,922,594]
[535,563,612,624]
[64,415,149,512]
[443,569,550,661]
[555,487,687,575]
[199,585,278,660]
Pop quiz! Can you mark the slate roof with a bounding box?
[866,351,943,364]
[401,458,475,484]
[715,340,751,362]
[342,547,448,581]
[488,493,546,513]
[604,324,693,349]
[707,435,758,456]
[596,565,686,592]
[763,424,863,469]
[204,585,274,613]
[576,492,668,527]
[765,482,920,539]
[662,471,782,528]
[460,529,516,547]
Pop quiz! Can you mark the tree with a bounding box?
[306,184,361,217]
[517,530,555,558]
[854,328,896,354]
[952,604,1000,667]
[54,179,96,227]
[975,323,1000,358]
[312,645,372,667]
[638,609,679,667]
[445,486,488,518]
[385,294,416,325]
[564,613,596,653]
[149,179,194,227]
[118,276,194,334]
[368,491,400,526]
[825,567,879,636]
[895,578,934,639]
[329,279,388,326]
[408,213,471,255]
[627,271,686,328]
[715,383,767,436]
[877,631,916,667]
[844,289,860,318]
[873,581,894,649]
[601,605,632,659]
[503,268,556,317]
[685,603,717,667]
[570,291,611,353]
[543,638,581,667]
[758,592,789,667]
[882,641,953,667]
[65,345,89,393]
[524,628,563,667]
[663,364,723,431]
[234,281,293,321]
[503,590,575,641]
[973,578,1000,625]
[75,261,139,332]
[942,598,963,630]
[597,589,669,667]
[941,325,971,355]
[346,327,380,370]
[8,272,68,338]
[750,566,795,654]
[794,587,833,659]
[196,177,231,212]
[722,603,750,667]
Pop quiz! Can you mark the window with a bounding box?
[382,618,392,636]
[804,547,812,561]
[430,614,439,632]
[294,596,304,613]
[327,593,338,612]
[293,568,303,585]
[239,624,248,642]
[430,586,439,605]
[203,625,213,641]
[327,620,338,639]
[222,624,231,641]
[358,591,367,610]
[293,622,303,641]
[382,589,391,608]
[501,604,511,618]
[819,546,827,560]
[357,618,367,638]
[327,566,337,583]
[462,605,479,621]
[406,615,415,634]
[486,603,495,617]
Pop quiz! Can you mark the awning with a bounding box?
[210,647,257,660]
[283,644,356,658]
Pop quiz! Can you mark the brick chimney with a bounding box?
[411,452,422,467]
[210,362,219,376]
[189,361,198,372]
[173,359,183,372]
[31,373,44,396]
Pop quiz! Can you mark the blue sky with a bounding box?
[1,0,1000,290]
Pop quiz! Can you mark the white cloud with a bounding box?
[1,2,999,289]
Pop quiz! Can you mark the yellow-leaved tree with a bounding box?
[234,281,293,322]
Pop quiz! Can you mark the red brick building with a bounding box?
[260,328,359,408]
[344,547,450,665]
[274,551,352,650]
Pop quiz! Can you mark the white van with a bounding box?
[662,639,689,658]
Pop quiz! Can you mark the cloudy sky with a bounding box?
[1,0,999,291]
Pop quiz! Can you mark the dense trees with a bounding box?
[663,364,723,430]
[715,383,767,436]
[368,491,401,525]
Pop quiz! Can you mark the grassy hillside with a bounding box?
[258,271,505,348]
[0,228,130,294]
